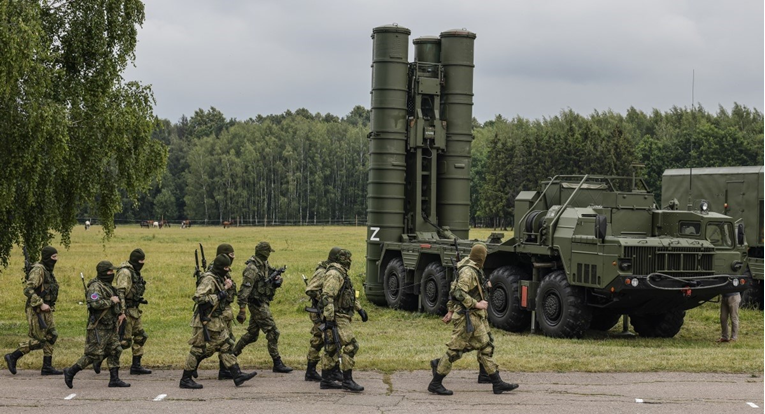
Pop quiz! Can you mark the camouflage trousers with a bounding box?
[307,312,324,364]
[184,325,237,371]
[16,306,57,357]
[119,307,148,356]
[222,305,236,344]
[233,302,280,359]
[436,312,498,376]
[75,327,122,370]
[321,313,358,372]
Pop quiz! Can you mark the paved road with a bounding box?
[0,369,761,413]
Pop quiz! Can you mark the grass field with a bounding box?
[0,225,762,375]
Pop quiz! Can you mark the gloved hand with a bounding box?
[236,307,247,324]
[273,277,283,288]
[358,308,368,322]
[216,290,228,301]
[323,320,336,330]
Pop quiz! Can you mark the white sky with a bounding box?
[125,0,764,123]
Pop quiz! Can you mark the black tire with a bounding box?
[383,258,417,311]
[630,310,685,338]
[488,266,531,332]
[535,270,592,338]
[420,262,449,315]
[589,311,622,331]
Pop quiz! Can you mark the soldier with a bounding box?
[63,261,130,388]
[114,248,152,375]
[304,247,343,382]
[428,243,518,395]
[179,254,257,389]
[211,243,237,380]
[319,249,368,392]
[4,246,62,376]
[233,241,293,373]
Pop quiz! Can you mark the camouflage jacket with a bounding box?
[24,263,59,309]
[321,263,361,320]
[238,256,276,306]
[305,260,330,301]
[207,264,237,309]
[86,278,123,329]
[449,257,487,318]
[191,272,226,332]
[114,262,146,309]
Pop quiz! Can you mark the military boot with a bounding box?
[330,363,343,381]
[41,356,63,375]
[272,357,293,373]
[218,360,233,380]
[229,364,257,387]
[130,355,152,375]
[63,364,82,389]
[93,358,102,374]
[4,350,23,375]
[341,370,364,392]
[180,369,203,389]
[319,369,342,389]
[428,358,453,395]
[108,367,131,387]
[477,363,491,383]
[489,372,518,394]
[305,361,322,382]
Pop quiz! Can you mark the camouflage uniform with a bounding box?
[319,249,366,392]
[234,242,292,373]
[179,254,256,389]
[208,243,237,380]
[4,246,62,376]
[64,261,130,388]
[304,246,342,382]
[114,248,152,374]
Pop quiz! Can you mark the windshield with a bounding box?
[705,222,734,248]
[679,221,701,237]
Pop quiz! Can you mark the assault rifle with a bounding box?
[194,249,202,280]
[196,301,215,342]
[23,246,48,330]
[266,265,287,285]
[81,272,100,345]
[199,243,207,271]
[319,319,343,368]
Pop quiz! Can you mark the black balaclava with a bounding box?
[212,254,231,277]
[255,241,274,261]
[41,246,58,271]
[129,248,145,272]
[216,243,235,261]
[96,261,116,284]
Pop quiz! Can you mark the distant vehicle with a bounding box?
[662,166,764,309]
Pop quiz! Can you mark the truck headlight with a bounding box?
[631,278,639,287]
[699,200,709,213]
[731,278,739,287]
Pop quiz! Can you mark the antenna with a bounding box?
[687,69,695,210]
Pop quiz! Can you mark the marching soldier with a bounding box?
[304,247,342,382]
[115,248,152,375]
[179,254,257,389]
[4,246,62,376]
[233,241,292,373]
[211,243,237,380]
[319,249,368,392]
[64,261,130,388]
[428,244,518,395]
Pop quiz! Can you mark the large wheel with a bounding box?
[589,311,622,331]
[630,310,685,338]
[420,262,449,315]
[488,266,531,332]
[383,258,417,310]
[535,270,592,338]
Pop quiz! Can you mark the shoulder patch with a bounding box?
[90,292,100,300]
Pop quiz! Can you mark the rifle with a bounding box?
[194,249,202,280]
[22,245,32,275]
[196,301,215,342]
[81,272,101,345]
[266,265,287,285]
[199,243,207,271]
[319,319,343,368]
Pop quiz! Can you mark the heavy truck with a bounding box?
[363,24,751,338]
[662,166,764,309]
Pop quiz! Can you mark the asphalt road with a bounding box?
[0,369,761,414]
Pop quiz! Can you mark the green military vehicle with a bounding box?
[363,24,752,339]
[662,166,764,309]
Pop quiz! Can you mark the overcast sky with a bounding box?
[125,0,764,124]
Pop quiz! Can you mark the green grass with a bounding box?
[0,225,761,374]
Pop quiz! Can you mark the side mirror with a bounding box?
[737,223,745,246]
[595,215,608,241]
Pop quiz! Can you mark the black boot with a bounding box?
[130,355,152,375]
[229,364,257,387]
[341,370,364,392]
[489,372,518,394]
[41,356,63,375]
[272,356,293,373]
[93,359,102,374]
[319,369,342,389]
[428,358,453,395]
[330,363,343,382]
[477,363,491,383]
[63,364,82,389]
[4,350,23,375]
[180,369,203,389]
[108,367,131,387]
[305,361,322,382]
[218,360,233,380]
